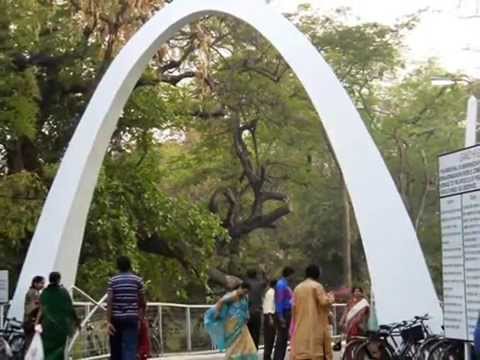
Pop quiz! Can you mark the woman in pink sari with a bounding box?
[340,287,370,341]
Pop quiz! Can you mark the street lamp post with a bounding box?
[466,95,479,146]
[431,77,478,146]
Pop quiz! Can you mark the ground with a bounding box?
[158,350,342,359]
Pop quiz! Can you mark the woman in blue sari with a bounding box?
[204,283,258,360]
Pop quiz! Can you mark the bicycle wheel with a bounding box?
[440,341,473,360]
[402,342,421,359]
[427,339,453,360]
[414,336,442,360]
[354,339,395,360]
[9,335,25,360]
[441,341,475,360]
[343,338,367,360]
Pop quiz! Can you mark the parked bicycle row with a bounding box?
[342,314,477,360]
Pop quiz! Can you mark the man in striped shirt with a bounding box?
[107,256,146,360]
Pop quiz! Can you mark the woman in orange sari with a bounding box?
[340,287,370,341]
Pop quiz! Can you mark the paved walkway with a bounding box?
[157,350,342,359]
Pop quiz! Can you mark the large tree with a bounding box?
[0,1,472,299]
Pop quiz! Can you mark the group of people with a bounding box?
[20,257,371,360]
[23,256,148,360]
[23,272,80,360]
[204,265,371,360]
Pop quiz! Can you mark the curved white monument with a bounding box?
[9,0,442,329]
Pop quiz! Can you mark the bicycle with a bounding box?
[413,334,443,360]
[342,336,368,360]
[354,324,401,359]
[354,315,432,359]
[426,338,476,360]
[0,336,13,359]
[0,318,24,360]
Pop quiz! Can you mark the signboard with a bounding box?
[0,271,8,304]
[439,145,480,340]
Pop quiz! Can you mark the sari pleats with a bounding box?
[204,294,258,360]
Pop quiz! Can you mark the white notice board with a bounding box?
[0,271,8,304]
[439,145,480,340]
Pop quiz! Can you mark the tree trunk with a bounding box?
[6,137,41,174]
[207,268,242,290]
[414,150,430,230]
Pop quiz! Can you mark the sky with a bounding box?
[269,0,480,78]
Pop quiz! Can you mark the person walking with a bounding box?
[263,279,277,360]
[23,276,45,349]
[273,266,295,360]
[245,269,266,349]
[107,256,146,360]
[204,282,258,359]
[37,272,80,360]
[290,264,335,360]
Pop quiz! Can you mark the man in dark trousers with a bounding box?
[263,279,277,360]
[107,256,146,360]
[245,269,266,349]
[274,266,295,360]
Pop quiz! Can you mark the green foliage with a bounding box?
[367,63,468,292]
[0,171,45,289]
[0,1,41,144]
[77,151,227,299]
[0,1,473,301]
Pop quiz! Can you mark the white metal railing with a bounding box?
[0,296,347,360]
[68,298,347,359]
[69,300,218,358]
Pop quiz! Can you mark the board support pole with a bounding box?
[465,96,478,360]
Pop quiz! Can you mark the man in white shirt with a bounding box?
[263,279,277,360]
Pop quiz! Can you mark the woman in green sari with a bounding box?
[204,282,258,360]
[37,272,79,360]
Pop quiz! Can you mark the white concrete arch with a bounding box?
[9,0,442,328]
